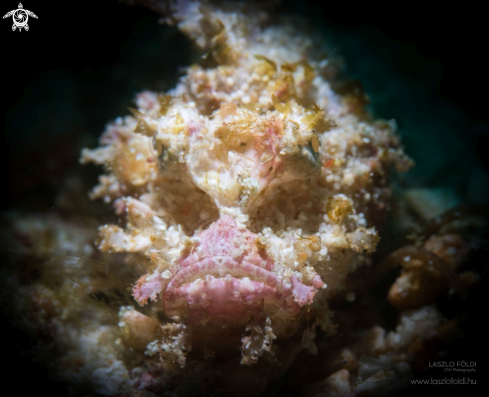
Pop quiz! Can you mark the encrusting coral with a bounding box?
[2,1,485,396]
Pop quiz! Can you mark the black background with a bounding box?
[1,0,487,395]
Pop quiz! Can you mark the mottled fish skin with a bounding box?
[80,0,411,371]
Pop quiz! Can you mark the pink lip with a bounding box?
[132,216,322,322]
[165,274,286,324]
[164,256,302,322]
[161,216,321,324]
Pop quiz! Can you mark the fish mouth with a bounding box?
[163,255,318,324]
[161,214,322,325]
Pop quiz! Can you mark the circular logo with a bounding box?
[13,9,27,27]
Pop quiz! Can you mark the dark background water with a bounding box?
[2,0,489,212]
[1,0,487,395]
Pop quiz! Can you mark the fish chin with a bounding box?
[164,215,320,327]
